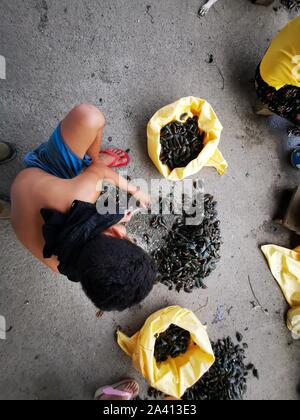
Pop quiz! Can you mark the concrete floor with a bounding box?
[0,0,300,400]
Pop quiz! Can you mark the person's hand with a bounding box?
[120,212,133,224]
[132,189,151,209]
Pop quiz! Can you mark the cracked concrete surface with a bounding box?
[0,0,300,400]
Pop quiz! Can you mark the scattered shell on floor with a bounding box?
[152,194,222,293]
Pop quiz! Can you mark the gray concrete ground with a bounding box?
[0,0,300,401]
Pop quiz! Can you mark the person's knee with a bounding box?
[72,103,105,131]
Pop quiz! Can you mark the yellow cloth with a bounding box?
[260,17,300,90]
[117,306,215,398]
[261,244,300,339]
[147,97,228,181]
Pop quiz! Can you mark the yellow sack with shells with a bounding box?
[262,245,300,339]
[117,306,215,399]
[147,97,228,181]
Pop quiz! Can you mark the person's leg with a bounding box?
[61,104,105,162]
[59,104,131,203]
[61,103,129,165]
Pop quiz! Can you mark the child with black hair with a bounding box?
[11,104,156,311]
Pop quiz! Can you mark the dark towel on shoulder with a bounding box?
[41,200,123,282]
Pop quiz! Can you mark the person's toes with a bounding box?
[122,381,139,397]
[112,150,127,164]
[98,149,128,167]
[113,148,125,157]
[97,380,139,401]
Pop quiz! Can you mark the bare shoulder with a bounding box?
[11,168,75,213]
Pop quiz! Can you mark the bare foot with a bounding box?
[97,380,139,401]
[98,148,128,167]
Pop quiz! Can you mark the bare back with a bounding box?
[11,169,76,271]
[10,164,103,272]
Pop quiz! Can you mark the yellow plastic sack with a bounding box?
[287,307,300,339]
[117,306,215,399]
[261,244,300,339]
[147,97,228,181]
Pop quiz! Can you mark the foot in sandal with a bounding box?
[98,148,130,168]
[0,198,11,220]
[0,142,17,165]
[95,379,139,401]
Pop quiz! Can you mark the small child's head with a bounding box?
[77,234,156,311]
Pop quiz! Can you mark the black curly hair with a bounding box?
[77,234,156,311]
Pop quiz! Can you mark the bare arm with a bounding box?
[71,163,151,208]
[101,165,139,195]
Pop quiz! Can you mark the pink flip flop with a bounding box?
[101,148,131,168]
[94,379,139,400]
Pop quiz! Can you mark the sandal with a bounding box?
[0,142,17,165]
[94,379,139,401]
[101,148,130,169]
[0,197,11,220]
